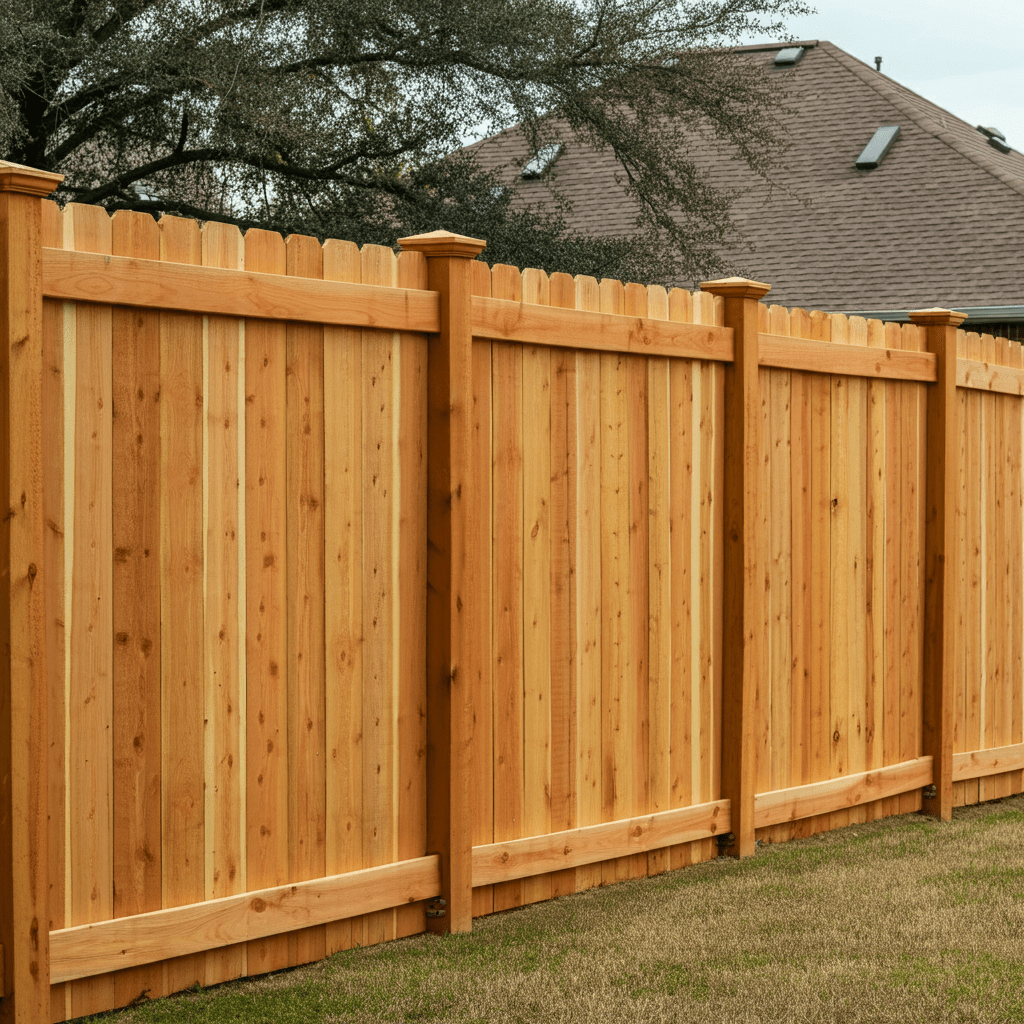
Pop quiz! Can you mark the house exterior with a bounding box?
[469,40,1024,339]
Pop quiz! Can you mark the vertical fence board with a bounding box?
[900,324,924,814]
[521,268,553,905]
[573,276,603,892]
[698,290,722,863]
[624,282,650,880]
[201,220,247,986]
[360,244,399,946]
[769,307,794,844]
[787,310,813,839]
[395,249,429,938]
[285,234,327,963]
[549,272,577,898]
[846,318,869,825]
[66,203,115,1020]
[109,211,164,1010]
[962,331,983,806]
[244,228,290,974]
[40,202,68,1024]
[829,315,852,832]
[598,279,634,883]
[806,311,832,835]
[646,285,671,876]
[491,264,525,913]
[322,239,363,953]
[1011,340,1024,795]
[864,320,887,821]
[158,215,206,996]
[469,261,494,919]
[667,289,695,869]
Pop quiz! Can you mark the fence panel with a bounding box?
[467,270,724,919]
[955,328,1024,807]
[753,309,929,844]
[38,200,430,1021]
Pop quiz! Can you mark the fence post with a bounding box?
[397,230,485,933]
[909,307,965,822]
[700,276,770,858]
[0,160,63,1024]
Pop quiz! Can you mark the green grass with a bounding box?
[79,793,1024,1024]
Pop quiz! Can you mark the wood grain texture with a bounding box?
[0,172,61,1024]
[158,214,206,997]
[360,244,399,947]
[667,288,696,869]
[201,220,247,988]
[40,200,69,1024]
[41,247,439,333]
[473,799,729,885]
[489,266,524,913]
[244,228,290,975]
[572,277,603,892]
[758,333,936,381]
[645,285,671,876]
[473,293,732,360]
[900,324,925,815]
[65,203,116,1020]
[521,269,553,905]
[787,310,813,839]
[548,272,577,898]
[322,239,364,953]
[754,756,933,829]
[50,856,441,985]
[468,261,494,920]
[285,234,327,963]
[109,210,164,1010]
[599,279,634,882]
[395,250,429,939]
[864,319,888,822]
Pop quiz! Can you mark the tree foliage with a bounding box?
[1,0,810,280]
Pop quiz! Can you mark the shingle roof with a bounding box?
[467,40,1024,311]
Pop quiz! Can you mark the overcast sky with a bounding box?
[754,0,1024,150]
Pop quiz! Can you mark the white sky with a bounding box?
[754,0,1024,149]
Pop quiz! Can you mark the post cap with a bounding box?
[398,229,486,259]
[907,307,969,327]
[700,276,771,300]
[0,159,64,197]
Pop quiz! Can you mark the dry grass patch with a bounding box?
[82,794,1024,1024]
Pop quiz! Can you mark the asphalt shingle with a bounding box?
[467,41,1024,312]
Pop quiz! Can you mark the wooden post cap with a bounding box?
[700,276,771,300]
[907,308,969,327]
[0,159,64,196]
[398,230,486,259]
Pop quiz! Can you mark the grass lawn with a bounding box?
[84,793,1024,1024]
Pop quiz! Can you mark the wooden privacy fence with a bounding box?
[1,160,1022,1024]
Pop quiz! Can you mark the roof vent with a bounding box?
[521,143,563,179]
[976,127,1011,154]
[774,46,805,66]
[855,125,900,169]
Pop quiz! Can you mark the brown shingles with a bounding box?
[467,40,1024,311]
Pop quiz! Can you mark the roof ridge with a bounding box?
[816,41,1024,201]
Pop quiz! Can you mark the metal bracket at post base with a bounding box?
[426,898,447,919]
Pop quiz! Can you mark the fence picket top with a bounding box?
[667,287,692,323]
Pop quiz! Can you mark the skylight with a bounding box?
[774,46,805,66]
[521,143,564,179]
[855,126,900,169]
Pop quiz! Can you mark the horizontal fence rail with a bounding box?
[1,169,1022,1024]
